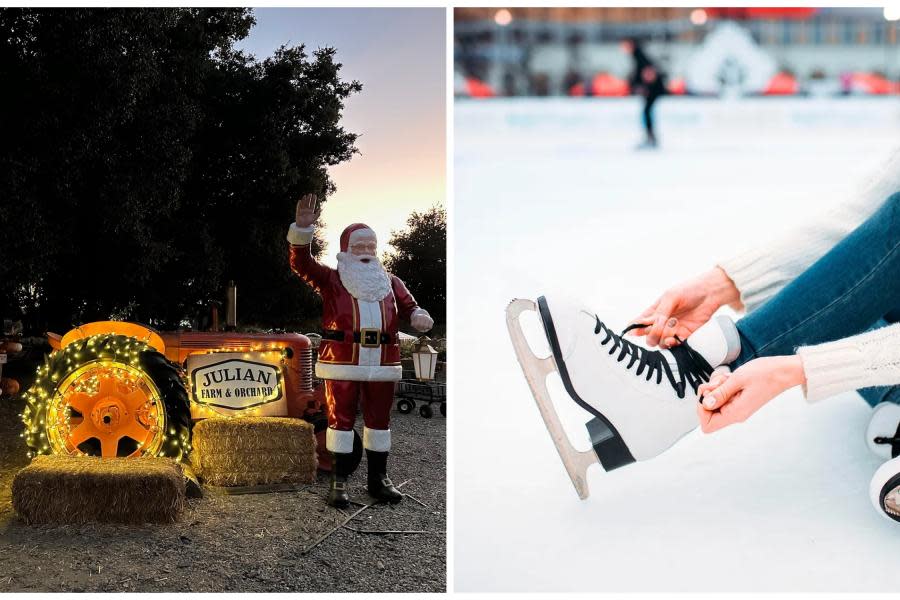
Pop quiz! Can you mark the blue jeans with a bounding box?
[731,191,900,407]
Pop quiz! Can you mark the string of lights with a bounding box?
[20,333,191,461]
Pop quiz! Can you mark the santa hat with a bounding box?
[339,223,376,252]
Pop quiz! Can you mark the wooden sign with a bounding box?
[187,352,286,418]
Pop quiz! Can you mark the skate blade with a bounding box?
[885,483,900,520]
[506,298,597,500]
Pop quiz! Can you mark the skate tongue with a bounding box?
[684,315,741,368]
[654,348,701,398]
[661,348,681,378]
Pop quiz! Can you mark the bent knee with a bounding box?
[884,191,900,211]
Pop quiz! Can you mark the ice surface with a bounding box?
[453,98,900,592]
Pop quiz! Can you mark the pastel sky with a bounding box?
[236,8,446,265]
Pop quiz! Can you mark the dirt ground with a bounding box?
[0,393,446,593]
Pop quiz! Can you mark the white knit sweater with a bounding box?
[717,148,900,402]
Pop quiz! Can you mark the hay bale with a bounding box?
[191,417,317,487]
[12,455,186,525]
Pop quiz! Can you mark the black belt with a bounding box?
[323,329,395,348]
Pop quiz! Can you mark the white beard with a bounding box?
[336,252,391,302]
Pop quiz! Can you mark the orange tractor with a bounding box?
[20,321,358,471]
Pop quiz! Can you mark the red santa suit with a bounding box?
[287,222,424,455]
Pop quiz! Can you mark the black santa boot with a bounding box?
[367,450,403,503]
[327,452,353,508]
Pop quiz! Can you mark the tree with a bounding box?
[0,8,360,334]
[383,206,446,333]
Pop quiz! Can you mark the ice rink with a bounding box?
[452,97,900,592]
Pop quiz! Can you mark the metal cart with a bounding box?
[394,380,446,418]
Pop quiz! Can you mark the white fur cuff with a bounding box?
[363,427,391,452]
[287,223,315,246]
[411,308,429,319]
[316,362,402,382]
[326,427,354,453]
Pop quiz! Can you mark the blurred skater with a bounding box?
[620,37,666,149]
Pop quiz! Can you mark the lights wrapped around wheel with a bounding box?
[21,334,191,461]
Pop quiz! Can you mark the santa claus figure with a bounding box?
[288,193,434,507]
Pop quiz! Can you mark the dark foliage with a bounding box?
[0,8,360,334]
[383,206,446,332]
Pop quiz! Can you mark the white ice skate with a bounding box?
[506,295,740,499]
[866,401,900,460]
[866,402,900,523]
[870,456,900,523]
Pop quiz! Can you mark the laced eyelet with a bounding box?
[592,316,714,399]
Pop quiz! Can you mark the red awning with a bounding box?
[849,72,895,95]
[569,73,629,97]
[667,77,687,96]
[592,73,629,97]
[466,77,495,98]
[705,8,818,20]
[763,72,799,96]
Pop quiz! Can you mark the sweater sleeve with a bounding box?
[718,148,900,313]
[797,323,900,403]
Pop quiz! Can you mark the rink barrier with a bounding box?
[456,97,900,136]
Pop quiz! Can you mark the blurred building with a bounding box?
[455,7,900,97]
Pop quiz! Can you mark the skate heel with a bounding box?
[585,417,635,472]
[536,296,637,473]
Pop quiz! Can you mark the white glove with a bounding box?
[410,309,434,332]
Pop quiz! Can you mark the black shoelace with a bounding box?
[593,316,713,399]
[874,421,900,458]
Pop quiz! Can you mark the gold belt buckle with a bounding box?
[360,328,381,348]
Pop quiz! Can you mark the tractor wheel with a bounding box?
[396,398,414,414]
[21,334,191,460]
[419,404,433,419]
[440,402,446,417]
